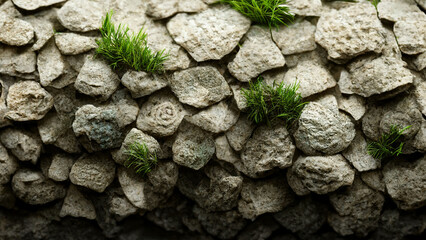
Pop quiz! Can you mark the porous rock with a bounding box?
[54,33,97,55]
[393,16,426,55]
[38,111,73,144]
[47,154,74,182]
[69,153,116,193]
[60,184,96,220]
[272,20,316,55]
[24,17,54,51]
[0,45,36,78]
[57,0,106,32]
[286,0,322,16]
[360,170,386,192]
[107,187,138,219]
[146,0,207,19]
[187,101,239,133]
[121,70,168,98]
[0,14,34,46]
[342,131,381,172]
[292,155,355,194]
[228,26,285,82]
[413,51,426,71]
[286,167,310,196]
[167,5,251,62]
[37,40,65,87]
[336,93,366,121]
[12,0,66,11]
[0,128,42,163]
[0,143,17,184]
[215,135,240,164]
[377,0,423,22]
[225,114,255,152]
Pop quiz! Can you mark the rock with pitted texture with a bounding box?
[286,0,322,16]
[54,33,97,55]
[69,153,115,193]
[336,93,366,121]
[107,187,138,219]
[46,154,74,182]
[146,0,207,19]
[215,135,240,164]
[24,17,54,51]
[0,143,17,184]
[342,131,381,172]
[377,0,423,22]
[167,5,251,62]
[12,169,66,205]
[393,16,426,55]
[361,170,386,192]
[286,167,310,196]
[12,0,66,10]
[226,114,255,152]
[228,26,285,82]
[0,128,42,164]
[38,40,65,87]
[0,14,34,46]
[315,3,385,62]
[170,66,231,108]
[272,20,316,55]
[292,155,355,194]
[57,0,106,32]
[38,111,73,145]
[121,71,168,99]
[0,46,36,79]
[230,83,247,111]
[60,184,96,220]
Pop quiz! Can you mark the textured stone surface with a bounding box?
[136,90,185,137]
[225,114,255,152]
[287,0,322,16]
[57,0,106,32]
[342,131,381,172]
[170,66,231,108]
[172,121,215,170]
[413,51,426,71]
[60,184,96,220]
[272,20,316,55]
[336,93,366,121]
[0,45,36,78]
[0,143,17,184]
[286,167,310,196]
[146,0,207,19]
[393,17,426,55]
[69,153,116,193]
[167,5,251,62]
[38,111,73,144]
[38,40,65,87]
[230,83,247,111]
[377,0,423,22]
[6,81,53,121]
[0,128,42,163]
[11,169,66,205]
[187,101,239,133]
[121,71,168,98]
[0,14,34,46]
[215,135,240,164]
[238,176,294,220]
[24,17,54,51]
[47,154,74,182]
[107,187,138,219]
[292,155,355,194]
[361,170,386,192]
[315,3,385,62]
[383,156,426,210]
[54,33,97,55]
[12,0,66,10]
[228,26,285,82]
[293,102,355,155]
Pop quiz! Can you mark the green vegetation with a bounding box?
[241,77,307,126]
[124,142,158,176]
[367,125,411,160]
[369,0,380,15]
[220,0,294,29]
[95,11,168,73]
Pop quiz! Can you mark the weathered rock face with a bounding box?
[342,131,381,172]
[292,155,355,194]
[377,0,423,22]
[0,128,42,164]
[286,0,322,16]
[225,114,255,152]
[57,0,106,32]
[60,184,96,220]
[172,121,215,170]
[336,93,366,121]
[293,102,355,155]
[286,167,310,196]
[215,135,240,164]
[228,26,285,82]
[0,143,17,184]
[46,154,75,182]
[146,0,207,19]
[11,169,66,205]
[37,111,73,145]
[0,45,36,79]
[170,66,231,108]
[272,20,316,55]
[187,101,239,133]
[6,81,54,121]
[54,33,97,55]
[69,153,116,193]
[393,17,426,55]
[238,176,294,220]
[167,5,251,62]
[12,0,66,11]
[121,71,168,99]
[383,156,426,210]
[24,16,54,51]
[37,40,65,87]
[361,170,386,192]
[315,3,385,62]
[106,187,138,219]
[0,14,34,46]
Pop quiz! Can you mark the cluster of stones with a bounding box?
[0,0,425,239]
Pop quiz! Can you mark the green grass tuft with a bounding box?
[220,0,294,29]
[124,142,158,176]
[95,11,168,73]
[241,76,307,126]
[367,125,411,160]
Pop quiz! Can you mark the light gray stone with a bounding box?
[287,0,322,16]
[292,155,355,194]
[24,17,54,51]
[394,17,426,55]
[167,5,251,62]
[172,121,215,170]
[413,52,426,71]
[170,66,232,108]
[215,135,240,164]
[0,128,42,163]
[228,26,285,82]
[1,0,22,18]
[315,3,385,62]
[146,0,207,19]
[238,176,294,220]
[12,0,66,10]
[121,71,168,98]
[75,58,120,101]
[53,128,82,154]
[225,114,255,152]
[0,45,36,78]
[57,0,106,32]
[416,0,426,9]
[361,170,386,192]
[187,101,239,133]
[230,83,247,111]
[312,94,339,115]
[69,153,116,193]
[136,90,185,137]
[377,0,423,22]
[60,184,96,220]
[0,143,17,184]
[272,20,316,55]
[48,154,74,182]
[342,131,381,172]
[38,111,73,144]
[11,169,66,205]
[38,40,65,87]
[54,32,97,55]
[336,92,366,121]
[284,47,328,68]
[293,102,355,155]
[6,81,53,121]
[0,14,34,46]
[286,167,310,196]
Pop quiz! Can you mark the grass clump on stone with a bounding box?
[95,11,168,73]
[124,142,158,176]
[367,125,411,160]
[219,0,294,29]
[241,76,307,126]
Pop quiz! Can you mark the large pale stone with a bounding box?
[121,71,168,98]
[38,40,65,87]
[272,20,316,55]
[146,0,207,19]
[377,0,423,22]
[286,167,310,196]
[167,5,251,62]
[0,14,33,46]
[336,93,366,121]
[187,101,239,133]
[225,114,255,152]
[215,135,240,164]
[57,0,106,32]
[342,131,381,172]
[0,45,36,78]
[12,0,66,10]
[54,33,97,55]
[60,184,96,220]
[0,128,42,163]
[286,0,322,16]
[394,17,426,55]
[0,143,17,184]
[46,154,74,182]
[228,26,285,82]
[24,17,54,51]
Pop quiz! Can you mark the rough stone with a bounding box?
[286,0,322,16]
[336,93,366,121]
[75,58,120,101]
[286,167,310,196]
[241,124,295,177]
[292,155,355,194]
[60,184,96,220]
[0,128,42,163]
[0,45,36,78]
[417,0,426,9]
[187,101,239,133]
[0,78,12,128]
[54,33,97,55]
[11,169,66,205]
[383,156,426,210]
[136,90,185,137]
[394,17,426,55]
[24,17,54,51]
[0,14,34,46]
[0,143,17,184]
[293,102,355,155]
[53,128,82,154]
[38,111,73,144]
[146,0,207,19]
[69,153,116,193]
[170,66,231,108]
[342,131,381,172]
[57,0,106,32]
[0,0,22,18]
[38,40,65,87]
[315,3,385,62]
[12,0,66,10]
[361,170,386,192]
[47,154,74,182]
[172,121,215,170]
[228,26,285,82]
[238,176,294,220]
[225,114,255,152]
[215,135,240,164]
[167,5,251,62]
[107,187,138,219]
[413,51,426,71]
[272,20,316,55]
[121,70,168,98]
[377,0,423,22]
[230,83,247,111]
